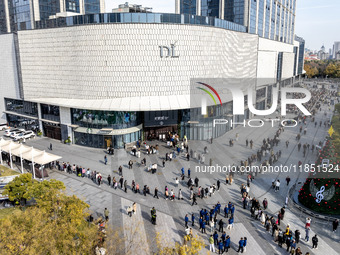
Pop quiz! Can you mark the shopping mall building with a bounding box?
[0,1,305,148]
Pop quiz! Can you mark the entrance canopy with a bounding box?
[0,138,62,171]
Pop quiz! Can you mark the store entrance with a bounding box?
[144,125,177,141]
[42,122,61,140]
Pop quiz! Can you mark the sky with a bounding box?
[105,0,340,52]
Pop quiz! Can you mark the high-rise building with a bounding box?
[333,41,340,59]
[0,0,105,33]
[179,0,296,44]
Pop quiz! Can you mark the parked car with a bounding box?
[4,128,24,137]
[0,123,9,131]
[14,131,35,141]
[10,131,25,139]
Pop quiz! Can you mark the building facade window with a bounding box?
[39,0,61,20]
[277,52,283,81]
[84,0,100,14]
[264,0,271,38]
[41,104,60,122]
[249,0,257,34]
[201,0,219,18]
[224,0,245,26]
[257,0,264,37]
[71,109,142,130]
[5,98,38,117]
[180,0,197,15]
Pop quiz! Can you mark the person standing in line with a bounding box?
[104,208,109,221]
[154,187,159,199]
[237,237,244,253]
[104,155,107,165]
[107,175,111,186]
[209,235,215,253]
[312,234,318,249]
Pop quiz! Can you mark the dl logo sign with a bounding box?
[159,44,179,58]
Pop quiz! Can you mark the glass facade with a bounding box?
[34,12,247,33]
[41,104,60,122]
[0,0,7,33]
[257,0,264,37]
[8,0,32,31]
[201,0,219,18]
[277,52,283,81]
[180,0,197,15]
[74,130,141,149]
[270,0,275,40]
[275,3,280,41]
[249,0,257,34]
[65,0,80,13]
[6,114,39,131]
[39,0,60,20]
[264,0,271,38]
[5,98,38,117]
[295,35,305,75]
[84,0,100,14]
[71,109,142,129]
[224,0,245,26]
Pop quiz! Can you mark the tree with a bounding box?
[2,173,65,205]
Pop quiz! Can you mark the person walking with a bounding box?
[104,208,109,221]
[49,143,53,151]
[286,176,291,186]
[124,180,127,193]
[118,165,123,175]
[209,235,215,253]
[191,213,195,226]
[192,193,197,206]
[237,237,244,253]
[333,219,339,232]
[119,176,124,188]
[104,155,107,165]
[312,234,318,249]
[188,168,191,178]
[154,187,159,199]
[305,227,310,242]
[107,175,111,186]
[217,180,220,191]
[185,214,189,228]
[295,229,301,244]
[178,189,183,200]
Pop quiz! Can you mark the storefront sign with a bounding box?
[159,44,179,58]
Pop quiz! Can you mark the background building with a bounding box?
[177,0,296,44]
[0,4,305,148]
[333,41,340,59]
[0,0,105,33]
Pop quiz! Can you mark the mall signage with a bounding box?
[159,44,179,58]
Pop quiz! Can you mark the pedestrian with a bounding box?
[104,155,107,165]
[188,168,191,178]
[178,189,183,200]
[218,239,224,254]
[128,160,133,169]
[286,176,291,186]
[162,159,165,168]
[237,237,244,253]
[119,176,124,188]
[285,140,289,148]
[127,205,133,217]
[227,216,234,230]
[250,140,253,149]
[132,202,137,214]
[262,198,268,210]
[104,208,109,221]
[213,231,219,245]
[192,213,195,226]
[107,174,111,186]
[224,205,229,218]
[305,217,311,229]
[151,207,156,225]
[218,219,224,233]
[224,235,230,252]
[49,143,52,151]
[217,179,220,191]
[333,219,339,232]
[192,193,197,206]
[185,214,189,228]
[118,165,123,175]
[175,177,179,187]
[295,229,300,244]
[305,227,310,242]
[124,180,127,193]
[275,180,280,192]
[195,177,199,187]
[312,234,318,249]
[154,187,159,199]
[209,235,215,253]
[243,237,247,252]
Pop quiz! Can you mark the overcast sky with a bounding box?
[105,0,340,51]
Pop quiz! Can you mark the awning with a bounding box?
[4,111,38,120]
[74,124,143,136]
[0,138,62,176]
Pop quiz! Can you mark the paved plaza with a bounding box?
[2,90,340,254]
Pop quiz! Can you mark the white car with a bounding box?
[4,128,24,137]
[14,131,36,141]
[10,131,25,139]
[0,124,9,131]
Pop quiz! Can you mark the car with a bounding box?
[4,128,24,137]
[0,124,9,131]
[14,131,36,141]
[10,131,25,139]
